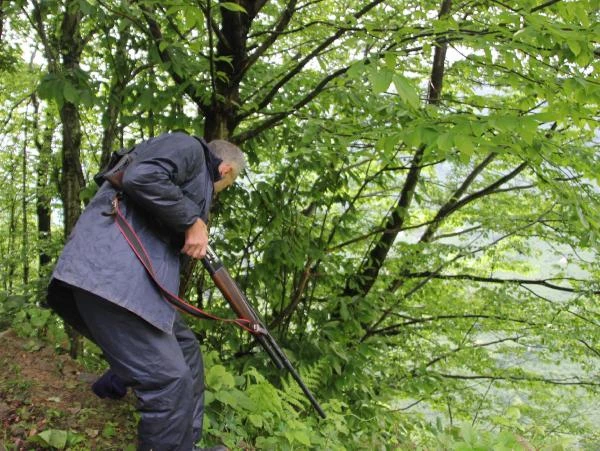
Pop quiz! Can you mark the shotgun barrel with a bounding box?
[201,246,326,419]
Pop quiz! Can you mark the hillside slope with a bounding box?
[0,329,137,450]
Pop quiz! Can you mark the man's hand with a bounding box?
[182,218,209,259]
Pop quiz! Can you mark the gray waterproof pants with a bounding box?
[72,287,204,451]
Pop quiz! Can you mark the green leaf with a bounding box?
[402,127,422,147]
[384,52,397,70]
[255,437,280,449]
[346,61,364,79]
[102,422,116,438]
[378,132,402,154]
[567,39,581,56]
[340,301,349,320]
[204,390,214,405]
[62,81,79,103]
[454,134,474,154]
[369,67,392,94]
[166,5,182,15]
[159,40,169,52]
[436,132,454,152]
[29,309,51,328]
[220,2,247,13]
[184,8,198,28]
[206,364,235,390]
[248,413,263,427]
[573,4,591,26]
[519,122,535,145]
[291,429,311,446]
[77,0,94,15]
[576,50,592,66]
[36,429,68,449]
[37,74,64,105]
[214,390,240,408]
[393,75,420,109]
[491,116,518,132]
[66,431,86,447]
[333,361,342,375]
[531,111,557,122]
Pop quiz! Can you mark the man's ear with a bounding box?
[219,163,234,176]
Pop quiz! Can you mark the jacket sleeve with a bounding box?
[121,134,205,233]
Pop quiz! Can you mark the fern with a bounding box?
[277,358,329,415]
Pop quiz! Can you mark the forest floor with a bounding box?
[0,329,138,450]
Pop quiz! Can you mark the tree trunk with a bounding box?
[202,1,259,139]
[100,26,129,168]
[32,94,54,270]
[60,105,84,360]
[59,106,83,233]
[100,85,126,167]
[0,0,4,43]
[21,127,29,286]
[58,1,85,359]
[7,197,16,292]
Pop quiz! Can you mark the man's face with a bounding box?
[214,163,236,193]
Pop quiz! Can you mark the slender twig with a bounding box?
[400,272,597,294]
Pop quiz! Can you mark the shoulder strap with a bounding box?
[108,195,253,332]
[94,145,137,188]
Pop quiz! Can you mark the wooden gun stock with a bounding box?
[202,246,327,419]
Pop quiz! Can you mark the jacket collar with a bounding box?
[196,137,223,182]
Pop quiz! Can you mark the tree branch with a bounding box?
[578,339,600,358]
[420,152,497,243]
[530,0,562,13]
[371,314,541,336]
[238,0,298,81]
[139,4,208,113]
[433,224,482,241]
[29,0,59,71]
[418,335,524,372]
[268,259,313,329]
[232,66,348,143]
[361,258,461,341]
[96,0,150,36]
[420,161,528,244]
[343,0,453,298]
[235,0,386,123]
[430,372,600,387]
[360,209,565,339]
[194,0,230,52]
[401,272,598,294]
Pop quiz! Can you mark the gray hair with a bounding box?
[207,139,246,177]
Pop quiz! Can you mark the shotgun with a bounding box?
[107,193,327,418]
[201,245,327,419]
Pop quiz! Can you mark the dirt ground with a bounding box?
[0,329,137,450]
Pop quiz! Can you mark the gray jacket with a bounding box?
[47,132,221,335]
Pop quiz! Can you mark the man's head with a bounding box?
[207,139,246,193]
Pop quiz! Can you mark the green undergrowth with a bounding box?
[0,308,589,450]
[199,350,575,450]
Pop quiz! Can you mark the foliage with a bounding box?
[28,429,87,449]
[1,0,600,448]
